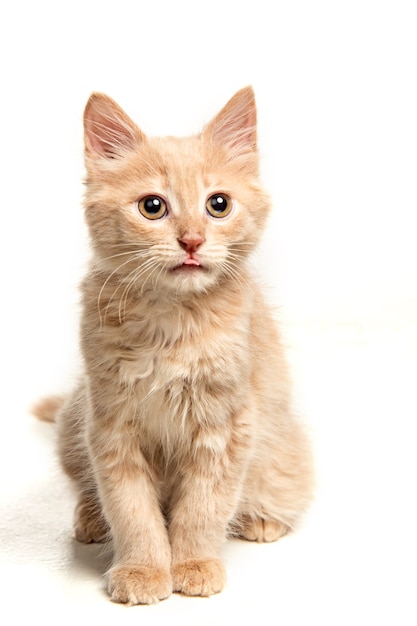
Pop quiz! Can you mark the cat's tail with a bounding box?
[31,395,66,423]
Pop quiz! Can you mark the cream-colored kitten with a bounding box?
[34,87,313,605]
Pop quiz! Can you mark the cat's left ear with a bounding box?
[83,93,144,160]
[203,86,257,156]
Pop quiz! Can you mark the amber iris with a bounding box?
[138,196,168,220]
[206,193,232,218]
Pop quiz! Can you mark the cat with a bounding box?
[33,87,313,605]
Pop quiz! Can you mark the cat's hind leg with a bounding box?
[56,385,110,544]
[236,514,290,543]
[235,416,313,544]
[73,488,110,543]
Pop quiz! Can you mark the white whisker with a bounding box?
[97,256,143,327]
[113,258,160,320]
[220,257,247,292]
[117,258,162,322]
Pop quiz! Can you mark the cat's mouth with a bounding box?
[172,262,206,272]
[172,256,206,272]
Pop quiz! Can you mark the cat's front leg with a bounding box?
[169,412,252,597]
[87,409,172,605]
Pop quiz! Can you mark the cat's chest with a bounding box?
[123,331,246,448]
[94,304,253,448]
[119,318,247,389]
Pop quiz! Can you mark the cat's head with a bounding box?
[83,87,271,296]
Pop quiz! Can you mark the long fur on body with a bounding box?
[33,87,313,605]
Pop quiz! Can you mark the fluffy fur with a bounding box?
[33,87,313,605]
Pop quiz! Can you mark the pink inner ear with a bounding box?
[84,94,141,158]
[206,87,257,154]
[85,115,112,156]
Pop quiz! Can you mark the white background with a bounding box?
[1,1,416,625]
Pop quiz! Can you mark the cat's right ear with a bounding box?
[83,93,144,160]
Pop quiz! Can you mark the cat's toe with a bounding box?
[108,566,172,605]
[172,558,226,597]
[239,515,289,542]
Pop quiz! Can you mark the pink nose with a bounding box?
[178,235,205,254]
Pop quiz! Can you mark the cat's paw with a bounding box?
[172,558,226,597]
[108,566,173,605]
[239,515,289,542]
[73,500,110,544]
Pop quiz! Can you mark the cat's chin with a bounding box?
[165,264,216,294]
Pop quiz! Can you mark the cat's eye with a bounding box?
[137,195,168,220]
[206,193,232,219]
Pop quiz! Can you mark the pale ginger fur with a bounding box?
[33,87,313,605]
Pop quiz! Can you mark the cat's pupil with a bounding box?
[145,198,162,213]
[210,196,226,212]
